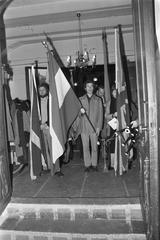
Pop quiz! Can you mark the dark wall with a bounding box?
[65,62,137,120]
[70,64,115,97]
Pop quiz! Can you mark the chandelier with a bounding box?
[67,13,96,68]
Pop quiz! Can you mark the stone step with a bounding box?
[1,202,143,223]
[0,202,146,240]
[0,218,146,240]
[0,217,145,233]
[0,230,147,240]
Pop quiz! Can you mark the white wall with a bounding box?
[7,31,134,100]
[8,43,47,99]
[4,0,134,100]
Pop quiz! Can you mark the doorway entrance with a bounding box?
[0,0,160,239]
[11,61,139,202]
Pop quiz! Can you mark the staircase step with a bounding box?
[0,202,146,240]
[0,230,146,240]
[0,217,145,233]
[2,202,143,222]
[0,218,146,240]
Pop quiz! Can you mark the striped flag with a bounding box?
[29,66,42,180]
[114,26,130,175]
[47,51,81,164]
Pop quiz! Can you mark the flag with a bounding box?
[3,85,14,142]
[114,26,130,175]
[29,66,42,180]
[102,30,111,116]
[47,51,81,164]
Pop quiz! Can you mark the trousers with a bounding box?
[81,133,98,167]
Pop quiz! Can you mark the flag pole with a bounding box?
[43,32,65,68]
[114,27,118,175]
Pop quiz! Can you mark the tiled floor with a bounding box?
[12,150,140,203]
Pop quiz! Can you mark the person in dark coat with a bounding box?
[106,85,117,170]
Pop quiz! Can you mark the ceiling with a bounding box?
[3,0,133,66]
[2,0,134,99]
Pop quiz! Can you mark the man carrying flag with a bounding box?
[47,50,81,174]
[114,25,131,176]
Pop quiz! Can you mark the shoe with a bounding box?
[62,160,70,165]
[91,166,98,172]
[108,166,114,171]
[40,169,50,175]
[128,160,132,170]
[55,171,64,177]
[84,167,90,172]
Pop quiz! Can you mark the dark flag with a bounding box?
[114,26,130,175]
[102,30,111,116]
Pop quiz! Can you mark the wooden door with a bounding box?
[132,0,159,239]
[0,11,12,215]
[0,61,12,215]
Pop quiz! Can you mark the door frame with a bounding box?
[1,3,159,238]
[0,0,14,215]
[132,0,159,239]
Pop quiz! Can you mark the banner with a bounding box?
[114,26,130,175]
[29,66,42,180]
[47,51,81,163]
[102,30,111,116]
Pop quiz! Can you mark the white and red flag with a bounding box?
[47,51,81,164]
[29,66,42,180]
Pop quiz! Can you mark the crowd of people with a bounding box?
[9,76,138,178]
[37,78,138,177]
